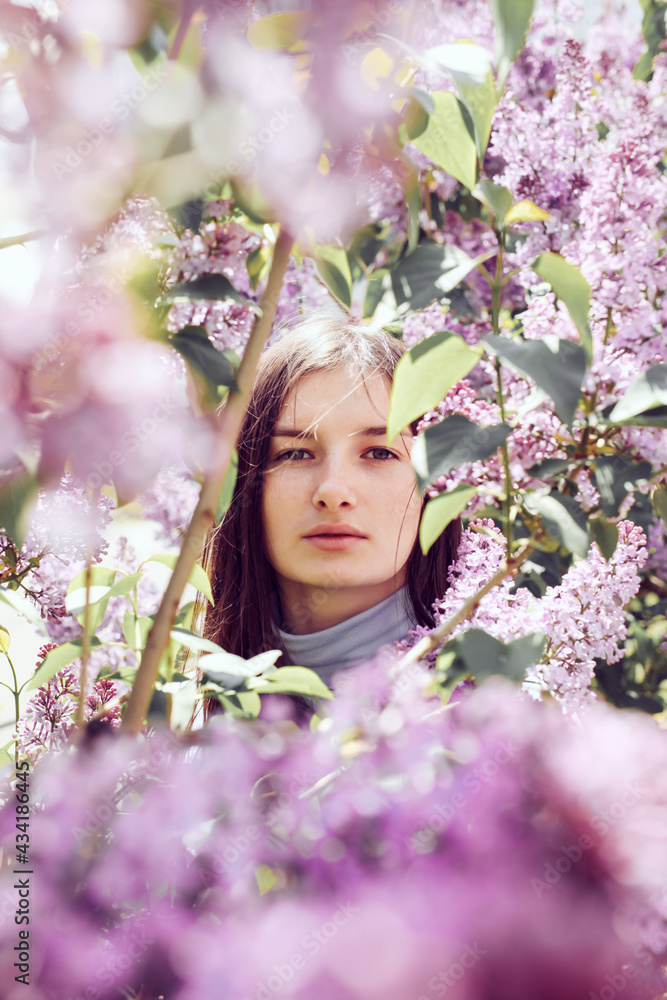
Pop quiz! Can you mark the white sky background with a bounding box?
[0,0,647,736]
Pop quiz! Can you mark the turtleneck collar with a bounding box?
[276,585,417,687]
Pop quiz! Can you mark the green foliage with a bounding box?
[489,0,536,90]
[411,91,477,190]
[28,637,106,691]
[387,331,483,442]
[0,470,38,549]
[412,415,511,494]
[524,491,590,557]
[170,326,239,389]
[391,243,495,310]
[484,333,588,428]
[589,515,619,561]
[531,253,593,360]
[593,455,652,518]
[313,245,353,308]
[145,553,214,605]
[161,272,250,304]
[436,629,547,684]
[419,485,477,554]
[633,0,666,80]
[608,363,667,426]
[473,180,513,225]
[456,63,497,161]
[215,448,238,524]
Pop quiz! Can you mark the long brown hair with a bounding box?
[200,316,461,664]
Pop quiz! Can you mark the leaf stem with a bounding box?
[77,560,93,727]
[491,234,513,559]
[392,543,535,672]
[121,227,293,734]
[1,652,21,730]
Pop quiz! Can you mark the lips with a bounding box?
[303,524,367,539]
[303,524,368,551]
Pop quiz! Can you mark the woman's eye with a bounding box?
[275,448,311,462]
[365,447,397,461]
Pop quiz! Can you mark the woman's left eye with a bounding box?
[365,447,398,461]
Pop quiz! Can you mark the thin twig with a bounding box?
[121,227,293,734]
[77,560,93,727]
[391,543,535,673]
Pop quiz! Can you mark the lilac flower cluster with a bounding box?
[1,679,666,999]
[406,518,647,712]
[15,658,120,764]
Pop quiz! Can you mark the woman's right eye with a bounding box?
[275,448,311,462]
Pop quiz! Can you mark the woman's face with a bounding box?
[261,366,422,632]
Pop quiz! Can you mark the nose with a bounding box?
[312,459,357,510]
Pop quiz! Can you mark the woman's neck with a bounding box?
[276,573,408,634]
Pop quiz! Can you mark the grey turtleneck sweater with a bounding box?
[276,585,417,688]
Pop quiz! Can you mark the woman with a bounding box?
[201,316,460,714]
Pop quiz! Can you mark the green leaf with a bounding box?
[236,690,262,717]
[162,273,248,304]
[215,447,238,524]
[27,637,104,691]
[411,90,477,190]
[0,589,49,636]
[654,487,667,527]
[169,627,224,654]
[246,244,272,290]
[490,0,536,90]
[526,458,570,479]
[412,415,511,494]
[608,364,667,424]
[456,62,497,161]
[252,666,334,700]
[391,243,495,311]
[0,625,9,653]
[123,613,154,651]
[420,485,477,554]
[0,737,15,769]
[171,327,238,389]
[593,455,652,518]
[505,200,550,224]
[313,245,352,309]
[200,649,282,690]
[362,269,392,320]
[146,554,214,606]
[531,253,592,360]
[525,491,589,557]
[403,89,433,141]
[246,11,311,49]
[438,628,546,682]
[68,566,117,594]
[0,471,38,549]
[401,158,421,251]
[387,331,484,442]
[484,333,587,428]
[590,516,619,561]
[472,180,513,224]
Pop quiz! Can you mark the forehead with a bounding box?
[278,367,391,428]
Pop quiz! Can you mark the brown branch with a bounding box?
[121,227,293,734]
[391,543,535,674]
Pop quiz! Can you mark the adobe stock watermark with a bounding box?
[4,0,68,54]
[243,900,359,1000]
[338,1,403,66]
[194,772,316,887]
[63,923,154,1000]
[50,62,167,181]
[407,737,522,855]
[531,780,647,898]
[416,941,487,999]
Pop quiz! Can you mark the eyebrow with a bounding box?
[272,425,398,439]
